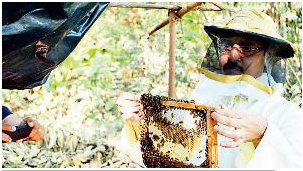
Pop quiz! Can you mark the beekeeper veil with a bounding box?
[201,9,297,86]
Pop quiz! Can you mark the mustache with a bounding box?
[223,61,244,72]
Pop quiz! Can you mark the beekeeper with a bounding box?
[117,9,302,168]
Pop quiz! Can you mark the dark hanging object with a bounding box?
[2,2,109,89]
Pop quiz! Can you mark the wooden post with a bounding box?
[207,107,218,168]
[168,10,176,99]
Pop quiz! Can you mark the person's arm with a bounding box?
[210,97,302,167]
[2,106,20,142]
[117,92,142,146]
[116,92,145,165]
[2,106,13,120]
[2,106,43,142]
[211,105,268,148]
[247,100,302,167]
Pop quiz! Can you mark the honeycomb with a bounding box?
[139,93,214,168]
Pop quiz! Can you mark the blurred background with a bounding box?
[2,2,302,168]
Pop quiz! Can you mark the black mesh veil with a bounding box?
[201,35,286,85]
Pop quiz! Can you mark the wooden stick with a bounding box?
[108,2,182,10]
[195,6,222,11]
[168,10,176,99]
[211,2,238,12]
[148,2,202,36]
[148,2,238,36]
[161,101,208,110]
[207,108,218,168]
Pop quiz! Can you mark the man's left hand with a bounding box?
[211,105,267,148]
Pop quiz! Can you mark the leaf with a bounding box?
[105,98,117,111]
[87,48,98,58]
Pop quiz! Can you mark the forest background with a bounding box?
[2,2,302,168]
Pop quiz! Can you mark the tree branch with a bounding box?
[195,6,222,11]
[147,2,203,36]
[108,2,182,10]
[210,2,238,12]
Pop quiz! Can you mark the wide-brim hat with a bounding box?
[204,9,297,58]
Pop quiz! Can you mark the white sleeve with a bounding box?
[247,102,302,168]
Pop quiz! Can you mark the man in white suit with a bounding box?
[117,9,302,168]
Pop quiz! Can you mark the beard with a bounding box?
[222,61,244,75]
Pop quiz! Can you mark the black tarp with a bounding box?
[2,2,109,89]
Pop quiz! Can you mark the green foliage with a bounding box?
[2,2,302,168]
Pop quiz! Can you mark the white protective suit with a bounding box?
[119,68,302,168]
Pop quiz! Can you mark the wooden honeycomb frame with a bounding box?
[139,94,218,168]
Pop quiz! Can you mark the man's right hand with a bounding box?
[2,124,16,143]
[116,92,142,123]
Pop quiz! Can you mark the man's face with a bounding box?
[218,36,266,78]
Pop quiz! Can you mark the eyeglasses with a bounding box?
[218,38,264,57]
